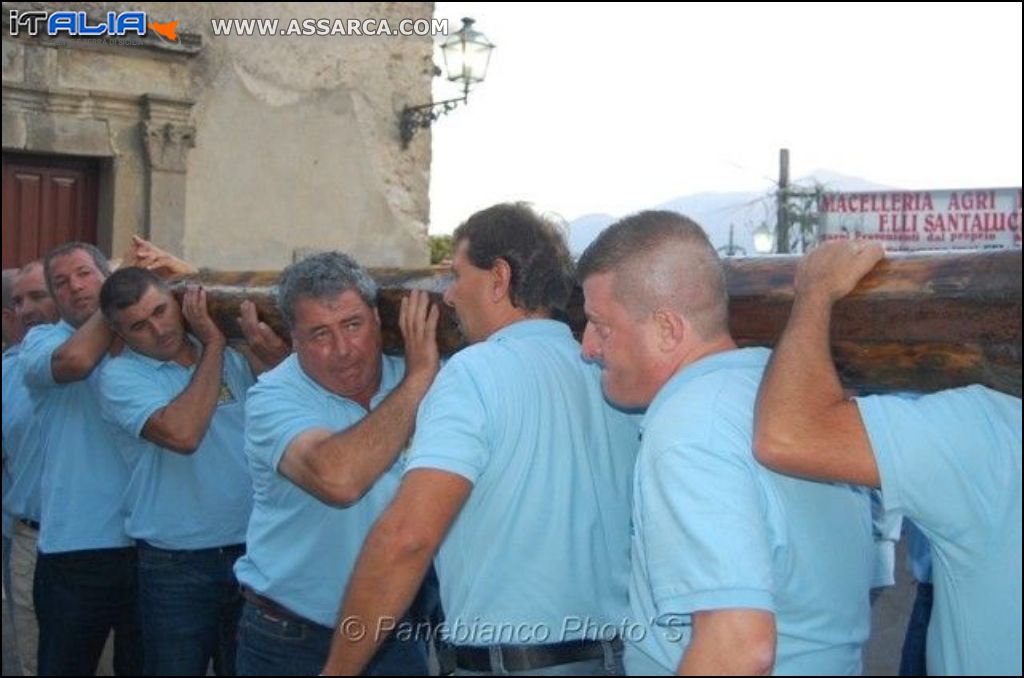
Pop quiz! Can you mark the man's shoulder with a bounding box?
[448,329,582,373]
[18,323,74,392]
[651,368,746,421]
[107,344,152,367]
[438,341,546,400]
[249,354,314,403]
[1,347,25,391]
[252,352,296,384]
[2,345,19,367]
[859,385,1021,450]
[20,321,68,353]
[437,342,495,380]
[645,370,757,457]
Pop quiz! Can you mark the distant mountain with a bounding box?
[652,190,767,256]
[567,213,617,254]
[568,170,894,255]
[801,169,891,193]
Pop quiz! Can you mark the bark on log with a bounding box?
[170,249,1022,397]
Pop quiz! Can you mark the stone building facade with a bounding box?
[2,2,436,269]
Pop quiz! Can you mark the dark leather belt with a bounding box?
[240,586,306,623]
[454,638,621,672]
[138,540,244,556]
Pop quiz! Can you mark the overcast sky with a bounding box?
[426,2,1022,234]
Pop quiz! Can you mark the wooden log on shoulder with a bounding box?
[722,250,1021,397]
[174,268,466,360]
[170,249,1022,397]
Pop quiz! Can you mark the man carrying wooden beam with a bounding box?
[754,239,1022,676]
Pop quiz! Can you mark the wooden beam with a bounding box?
[170,249,1022,397]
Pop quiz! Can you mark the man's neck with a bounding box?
[670,334,739,376]
[480,307,551,341]
[172,336,199,367]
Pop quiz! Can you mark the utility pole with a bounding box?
[776,148,790,253]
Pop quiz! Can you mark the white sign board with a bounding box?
[819,188,1021,250]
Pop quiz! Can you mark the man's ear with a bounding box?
[652,308,686,352]
[491,258,512,304]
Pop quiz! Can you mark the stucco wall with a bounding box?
[2,1,435,267]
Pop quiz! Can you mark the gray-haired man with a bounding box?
[233,251,438,676]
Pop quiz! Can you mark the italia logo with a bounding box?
[8,10,180,42]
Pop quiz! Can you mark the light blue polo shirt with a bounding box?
[857,386,1022,676]
[96,341,255,550]
[3,345,45,524]
[234,353,405,627]
[405,319,639,646]
[19,321,133,553]
[626,347,873,676]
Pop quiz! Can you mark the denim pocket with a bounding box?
[240,602,310,641]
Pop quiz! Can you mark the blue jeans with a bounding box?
[138,541,245,675]
[2,533,15,657]
[34,546,142,676]
[236,601,428,676]
[899,581,933,676]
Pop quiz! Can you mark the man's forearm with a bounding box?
[312,374,433,502]
[321,516,434,674]
[144,342,225,453]
[677,610,775,676]
[679,638,774,676]
[51,311,113,382]
[680,640,773,675]
[759,291,845,442]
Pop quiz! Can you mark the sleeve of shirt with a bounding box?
[245,373,341,473]
[856,386,1021,535]
[96,358,171,438]
[870,488,901,588]
[641,441,776,626]
[404,358,490,484]
[19,324,64,391]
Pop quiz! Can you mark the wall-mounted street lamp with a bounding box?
[753,222,774,255]
[399,17,495,149]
